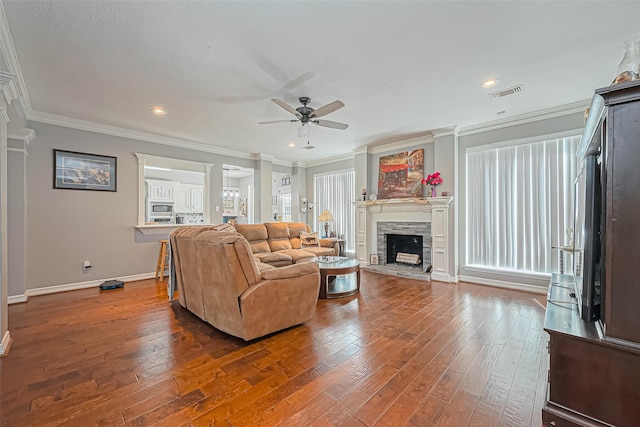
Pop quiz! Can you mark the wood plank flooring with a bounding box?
[0,271,549,426]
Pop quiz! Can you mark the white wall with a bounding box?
[24,121,258,292]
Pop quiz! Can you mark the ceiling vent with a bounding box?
[489,85,523,99]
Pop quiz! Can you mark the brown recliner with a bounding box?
[170,229,320,341]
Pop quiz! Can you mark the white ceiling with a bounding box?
[3,1,640,163]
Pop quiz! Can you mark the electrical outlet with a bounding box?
[83,260,92,269]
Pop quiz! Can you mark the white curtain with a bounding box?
[313,170,355,253]
[466,135,579,273]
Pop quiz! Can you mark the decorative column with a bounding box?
[427,196,454,282]
[0,71,19,355]
[7,128,34,304]
[355,201,367,263]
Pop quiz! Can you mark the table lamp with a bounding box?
[318,209,334,238]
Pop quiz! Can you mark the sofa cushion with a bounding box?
[235,224,270,253]
[255,261,276,272]
[265,222,292,252]
[253,251,292,265]
[276,249,316,264]
[288,222,310,249]
[300,231,320,248]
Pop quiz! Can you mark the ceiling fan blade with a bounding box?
[258,120,297,125]
[314,119,349,130]
[310,100,345,118]
[271,99,301,117]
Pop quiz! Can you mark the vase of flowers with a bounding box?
[422,172,442,197]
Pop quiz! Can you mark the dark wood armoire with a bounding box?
[543,80,640,426]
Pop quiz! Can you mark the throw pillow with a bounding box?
[300,231,320,248]
[213,223,237,233]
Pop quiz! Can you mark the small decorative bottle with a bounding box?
[613,36,640,85]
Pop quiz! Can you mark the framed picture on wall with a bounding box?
[370,254,379,265]
[53,149,117,191]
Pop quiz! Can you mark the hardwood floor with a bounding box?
[1,271,549,426]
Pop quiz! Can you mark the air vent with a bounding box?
[489,85,523,99]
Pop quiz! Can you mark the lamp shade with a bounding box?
[318,210,334,222]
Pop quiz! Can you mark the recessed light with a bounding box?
[151,107,167,115]
[482,79,497,88]
[288,142,296,147]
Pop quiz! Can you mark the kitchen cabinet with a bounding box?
[175,184,204,214]
[146,179,177,202]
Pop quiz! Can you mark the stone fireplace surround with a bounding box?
[355,197,454,282]
[377,222,431,269]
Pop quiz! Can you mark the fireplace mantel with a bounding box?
[355,197,455,282]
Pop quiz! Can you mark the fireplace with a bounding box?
[376,221,431,272]
[386,234,423,266]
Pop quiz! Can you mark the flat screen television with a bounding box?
[573,154,603,322]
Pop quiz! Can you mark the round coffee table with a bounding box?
[314,256,360,299]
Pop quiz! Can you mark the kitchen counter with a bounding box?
[135,223,211,235]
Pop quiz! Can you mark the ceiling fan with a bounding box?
[258,97,349,135]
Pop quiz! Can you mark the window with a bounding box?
[466,135,580,273]
[314,169,355,253]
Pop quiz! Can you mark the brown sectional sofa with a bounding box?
[169,227,321,340]
[235,222,338,267]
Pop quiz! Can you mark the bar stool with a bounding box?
[155,239,169,280]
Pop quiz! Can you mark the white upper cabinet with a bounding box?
[146,179,177,202]
[174,184,204,213]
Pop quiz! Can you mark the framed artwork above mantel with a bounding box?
[377,149,424,199]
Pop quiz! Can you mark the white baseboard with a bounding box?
[7,294,27,304]
[7,272,157,304]
[458,275,547,295]
[431,271,452,283]
[0,331,11,356]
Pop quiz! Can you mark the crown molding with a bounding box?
[28,109,258,159]
[0,2,31,114]
[292,160,307,168]
[458,100,590,136]
[431,125,459,138]
[353,145,369,155]
[368,134,435,155]
[305,152,354,168]
[0,71,18,104]
[7,126,35,144]
[272,158,293,167]
[254,153,274,162]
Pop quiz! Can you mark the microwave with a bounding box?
[151,204,173,213]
